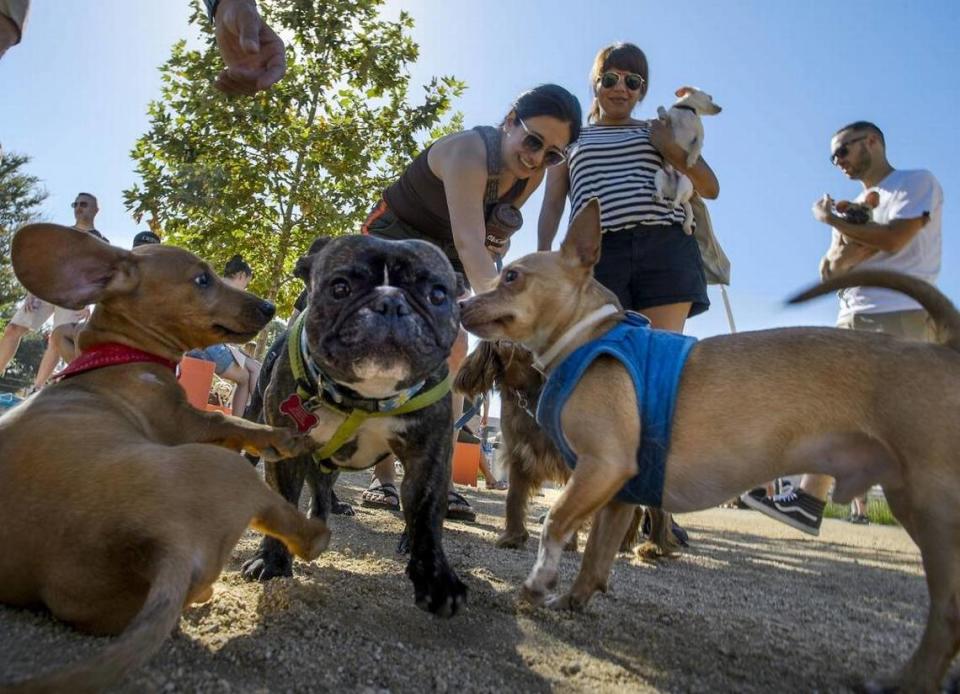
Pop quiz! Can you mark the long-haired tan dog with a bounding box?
[460,200,960,691]
[0,225,329,692]
[454,341,681,558]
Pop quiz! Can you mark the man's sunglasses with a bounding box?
[599,71,645,92]
[830,135,869,165]
[71,201,90,208]
[518,118,566,167]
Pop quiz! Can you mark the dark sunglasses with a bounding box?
[517,117,566,167]
[830,135,869,165]
[71,201,90,209]
[599,71,645,92]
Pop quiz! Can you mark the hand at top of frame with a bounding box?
[213,0,286,96]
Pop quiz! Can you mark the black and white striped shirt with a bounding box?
[568,123,687,232]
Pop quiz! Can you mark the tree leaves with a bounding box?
[0,152,48,320]
[124,0,465,323]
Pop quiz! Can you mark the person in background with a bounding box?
[0,0,28,60]
[476,396,507,490]
[0,193,106,386]
[358,84,582,521]
[187,255,263,416]
[741,121,943,536]
[132,230,161,247]
[539,42,718,543]
[204,0,285,96]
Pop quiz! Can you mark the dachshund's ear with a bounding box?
[863,191,880,208]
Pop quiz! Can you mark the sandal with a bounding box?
[446,490,477,522]
[485,480,508,491]
[360,482,400,510]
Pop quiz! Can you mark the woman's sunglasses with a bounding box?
[599,71,645,92]
[518,118,566,167]
[830,135,868,165]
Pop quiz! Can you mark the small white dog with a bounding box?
[653,86,722,234]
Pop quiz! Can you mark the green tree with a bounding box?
[124,0,465,333]
[0,152,48,320]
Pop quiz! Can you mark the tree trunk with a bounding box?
[254,87,323,359]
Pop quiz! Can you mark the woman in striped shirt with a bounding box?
[538,42,719,332]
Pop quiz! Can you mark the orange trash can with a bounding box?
[178,356,216,410]
[452,442,480,487]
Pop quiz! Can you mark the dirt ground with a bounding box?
[2,475,955,693]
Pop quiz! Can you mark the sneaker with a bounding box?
[739,488,826,536]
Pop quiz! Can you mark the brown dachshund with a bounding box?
[0,224,329,692]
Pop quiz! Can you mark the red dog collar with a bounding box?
[54,343,178,382]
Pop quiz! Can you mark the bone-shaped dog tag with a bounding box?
[280,394,319,433]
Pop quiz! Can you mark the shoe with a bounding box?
[739,488,826,536]
[445,490,477,522]
[360,482,400,511]
[847,513,869,525]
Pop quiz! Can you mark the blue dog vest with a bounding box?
[536,312,697,508]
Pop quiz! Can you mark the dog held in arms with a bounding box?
[241,234,467,617]
[454,340,683,559]
[0,225,330,692]
[653,86,721,234]
[459,199,960,691]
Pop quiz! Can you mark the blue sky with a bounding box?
[3,1,959,345]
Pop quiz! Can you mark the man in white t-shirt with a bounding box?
[0,192,107,390]
[741,121,944,535]
[817,121,943,337]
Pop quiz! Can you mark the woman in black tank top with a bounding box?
[364,83,582,293]
[359,84,582,518]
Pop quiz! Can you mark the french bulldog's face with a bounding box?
[303,235,460,398]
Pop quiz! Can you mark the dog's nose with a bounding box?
[372,292,411,317]
[458,300,467,311]
[258,301,276,321]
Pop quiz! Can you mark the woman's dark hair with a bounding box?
[510,83,583,144]
[588,43,649,123]
[224,254,253,279]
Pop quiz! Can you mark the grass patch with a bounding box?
[823,498,899,526]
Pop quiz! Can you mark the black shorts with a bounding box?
[594,223,709,318]
[362,202,469,289]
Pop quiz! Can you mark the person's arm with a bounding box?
[433,136,501,293]
[0,0,28,59]
[207,0,286,95]
[649,117,720,199]
[537,163,570,251]
[812,195,928,254]
[820,228,877,279]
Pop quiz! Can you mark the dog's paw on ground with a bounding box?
[241,547,294,582]
[408,563,467,617]
[495,531,529,549]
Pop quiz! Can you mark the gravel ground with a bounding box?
[2,475,955,693]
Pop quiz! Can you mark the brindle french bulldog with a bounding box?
[242,235,466,617]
